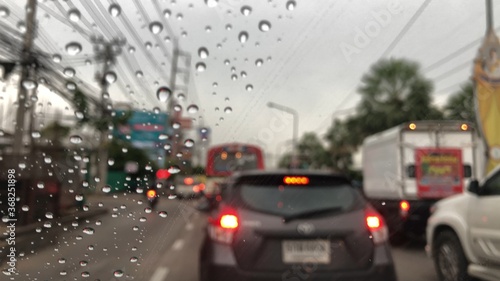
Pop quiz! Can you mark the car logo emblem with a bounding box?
[297,223,315,235]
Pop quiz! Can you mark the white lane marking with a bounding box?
[185,223,194,230]
[149,267,169,281]
[171,239,185,251]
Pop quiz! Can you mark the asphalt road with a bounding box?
[4,194,440,281]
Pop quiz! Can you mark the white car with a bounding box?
[426,165,500,281]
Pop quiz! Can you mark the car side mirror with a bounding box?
[468,180,480,195]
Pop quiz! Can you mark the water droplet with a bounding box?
[157,87,171,102]
[68,8,81,22]
[224,107,233,114]
[65,42,82,56]
[87,245,94,250]
[246,84,254,91]
[113,270,124,277]
[44,221,52,228]
[35,227,42,233]
[238,31,249,43]
[153,107,161,114]
[22,79,37,90]
[205,26,211,32]
[149,21,163,34]
[18,162,26,169]
[58,258,66,264]
[80,260,88,266]
[241,6,252,16]
[22,205,29,212]
[139,217,147,222]
[226,24,232,31]
[159,211,168,218]
[102,185,111,193]
[241,71,247,77]
[196,62,206,72]
[0,6,10,17]
[135,70,143,78]
[45,212,53,219]
[167,165,180,174]
[286,0,296,10]
[259,20,271,32]
[70,135,83,144]
[187,104,199,114]
[231,74,238,80]
[168,194,177,199]
[105,71,117,84]
[130,256,138,263]
[81,271,90,277]
[37,182,44,189]
[255,59,263,67]
[163,9,171,18]
[176,13,183,20]
[66,81,77,91]
[63,67,75,77]
[17,21,26,33]
[43,156,52,164]
[173,104,182,112]
[204,0,218,8]
[75,194,84,201]
[83,227,94,235]
[184,139,195,147]
[198,47,209,59]
[60,271,67,276]
[52,54,62,63]
[109,4,121,17]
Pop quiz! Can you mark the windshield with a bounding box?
[0,0,490,280]
[239,184,359,217]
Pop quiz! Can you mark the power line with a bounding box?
[380,0,432,58]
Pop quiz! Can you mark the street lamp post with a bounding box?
[267,102,299,168]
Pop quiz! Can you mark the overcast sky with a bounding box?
[0,0,497,166]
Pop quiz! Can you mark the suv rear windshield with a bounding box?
[232,175,363,217]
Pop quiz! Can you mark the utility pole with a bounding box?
[91,36,125,191]
[13,0,37,156]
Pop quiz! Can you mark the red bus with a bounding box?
[206,143,265,177]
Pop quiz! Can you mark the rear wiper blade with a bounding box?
[282,207,343,223]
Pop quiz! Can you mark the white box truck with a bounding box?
[362,120,484,242]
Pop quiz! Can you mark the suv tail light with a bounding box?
[208,207,239,244]
[365,208,388,245]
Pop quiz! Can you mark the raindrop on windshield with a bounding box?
[81,271,90,277]
[187,104,199,114]
[130,257,138,263]
[196,62,206,72]
[105,71,117,84]
[45,212,53,219]
[109,4,121,17]
[238,31,249,43]
[83,227,95,235]
[286,0,296,10]
[65,42,82,56]
[128,46,135,53]
[163,9,171,18]
[198,47,209,59]
[224,107,233,114]
[205,0,218,7]
[102,185,111,193]
[226,24,232,31]
[22,79,37,90]
[58,258,66,264]
[157,87,171,102]
[255,59,263,66]
[231,74,238,80]
[113,270,124,277]
[66,82,77,91]
[60,271,67,276]
[63,67,75,77]
[246,84,254,91]
[75,194,84,201]
[144,207,152,214]
[159,211,168,218]
[176,13,183,20]
[167,165,181,174]
[184,139,195,147]
[69,135,83,144]
[259,20,271,32]
[0,6,10,17]
[52,54,62,63]
[108,159,115,166]
[135,70,143,78]
[205,26,211,32]
[241,6,252,16]
[44,157,52,164]
[149,21,163,34]
[241,71,247,77]
[173,104,182,112]
[37,182,44,189]
[22,205,29,212]
[153,107,161,114]
[68,9,81,22]
[172,122,181,129]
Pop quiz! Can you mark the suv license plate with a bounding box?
[282,240,331,264]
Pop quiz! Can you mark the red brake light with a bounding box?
[366,216,381,229]
[283,176,309,185]
[400,200,410,212]
[184,177,194,185]
[146,189,156,198]
[220,214,238,229]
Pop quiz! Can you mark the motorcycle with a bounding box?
[146,187,159,210]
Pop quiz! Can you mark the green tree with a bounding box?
[444,82,476,123]
[324,119,356,172]
[354,58,443,145]
[277,132,328,169]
